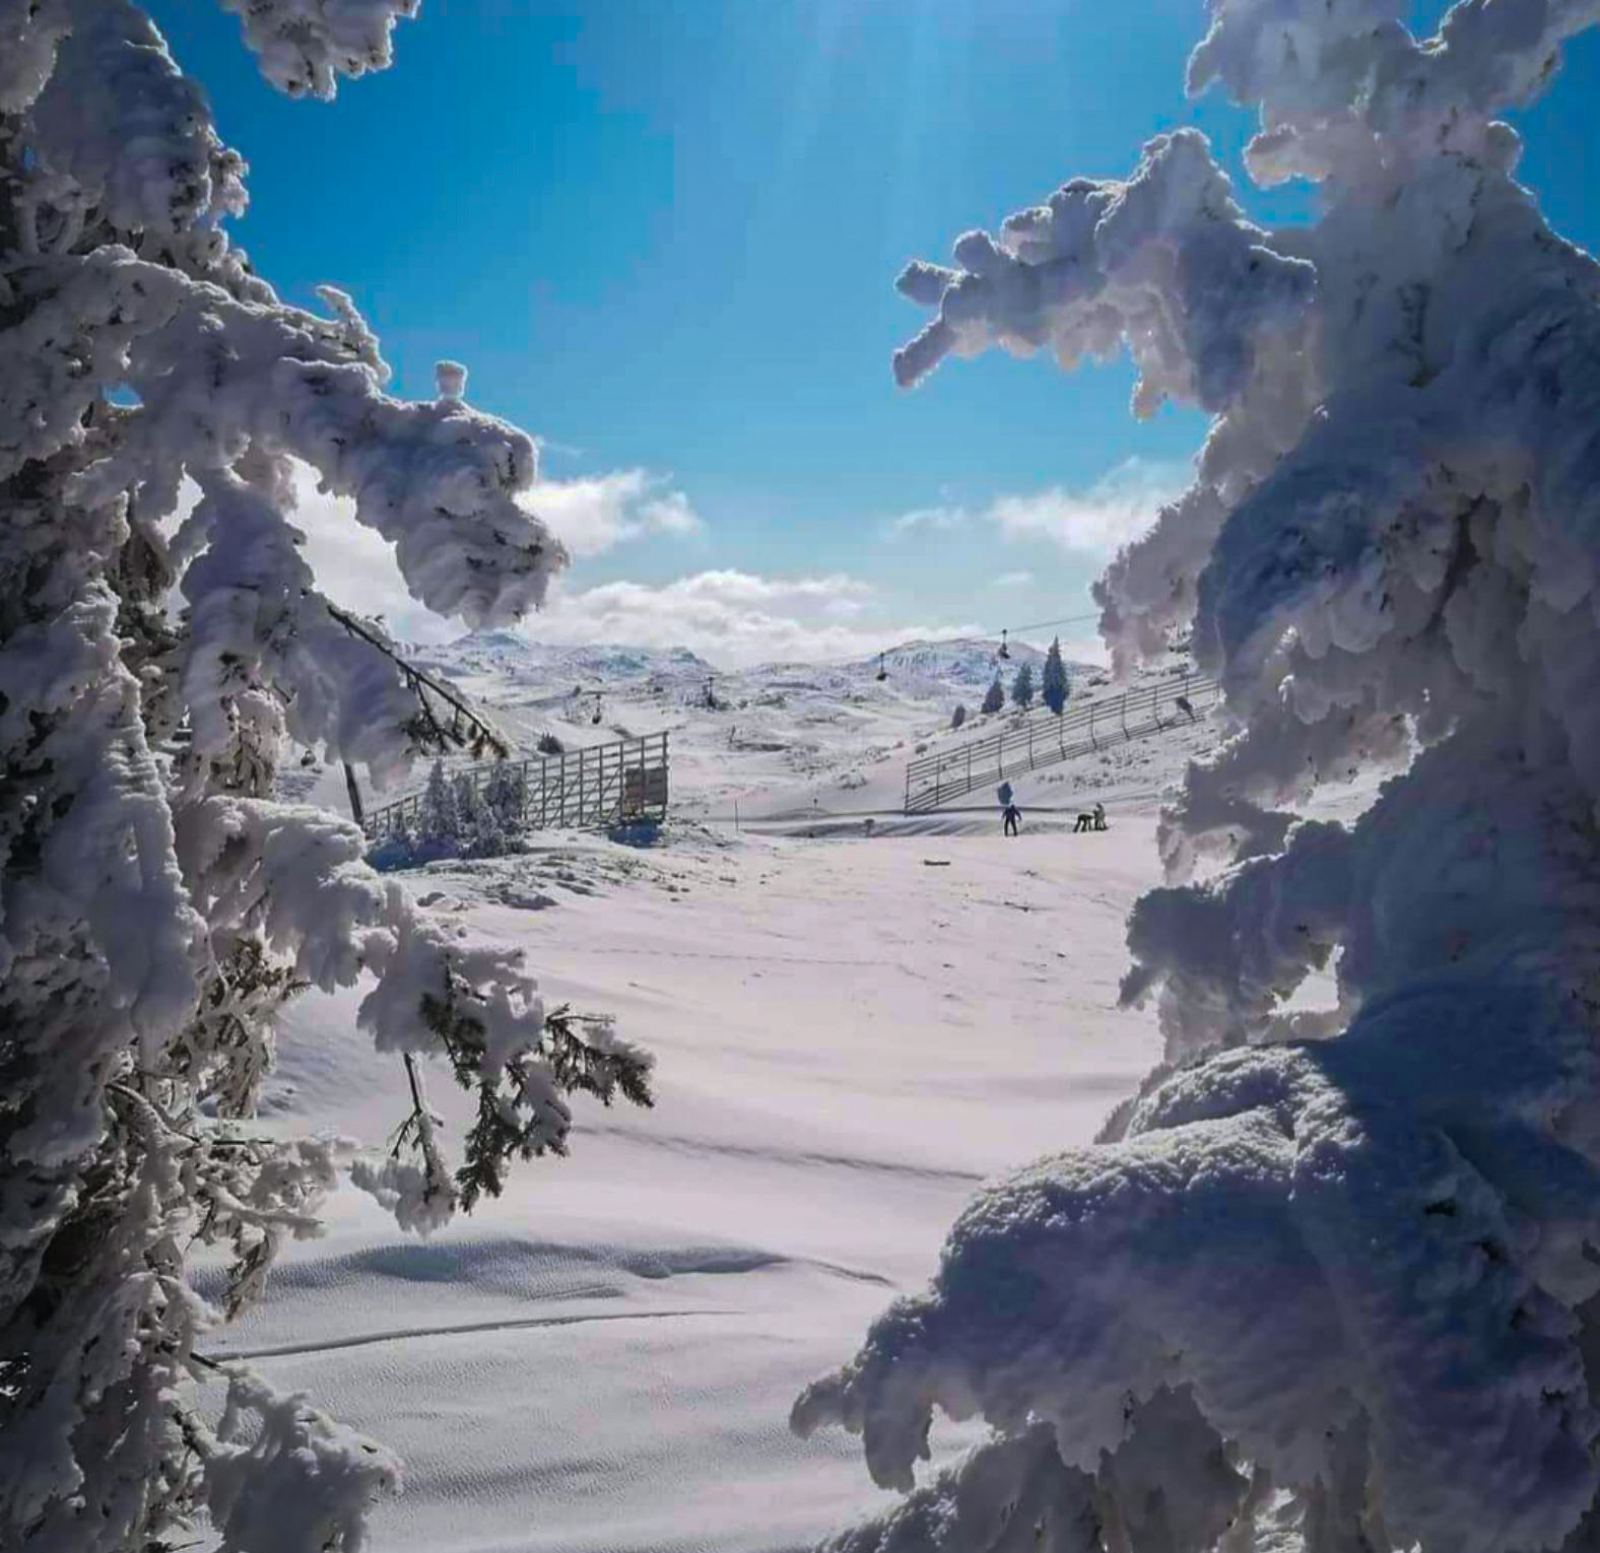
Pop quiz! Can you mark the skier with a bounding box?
[1003,800,1022,837]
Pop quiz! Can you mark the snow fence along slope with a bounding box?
[796,2,1600,1551]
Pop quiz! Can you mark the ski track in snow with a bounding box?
[245,636,1361,1552]
[222,1308,724,1363]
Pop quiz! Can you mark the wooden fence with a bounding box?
[363,731,670,839]
[904,672,1218,813]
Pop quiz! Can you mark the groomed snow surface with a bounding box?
[223,637,1201,1551]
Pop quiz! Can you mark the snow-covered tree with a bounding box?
[950,702,968,730]
[452,769,482,839]
[980,676,1005,715]
[417,757,459,845]
[795,3,1600,1551]
[0,8,651,1551]
[474,760,526,855]
[1010,661,1035,709]
[1041,636,1069,715]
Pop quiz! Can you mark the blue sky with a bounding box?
[148,0,1600,665]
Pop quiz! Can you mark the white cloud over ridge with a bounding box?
[287,462,705,641]
[536,571,966,669]
[282,467,960,669]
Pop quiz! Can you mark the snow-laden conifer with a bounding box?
[797,3,1600,1549]
[1010,661,1035,709]
[0,8,650,1550]
[1041,637,1069,716]
[480,760,526,850]
[416,758,459,846]
[981,676,1005,715]
[453,770,482,839]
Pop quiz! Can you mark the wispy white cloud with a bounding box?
[885,459,1188,559]
[985,458,1189,556]
[989,570,1035,589]
[886,504,968,537]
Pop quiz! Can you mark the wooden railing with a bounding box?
[362,731,670,839]
[904,672,1217,813]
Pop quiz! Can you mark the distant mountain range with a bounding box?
[411,633,717,688]
[409,631,1103,705]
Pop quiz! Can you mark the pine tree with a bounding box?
[799,4,1600,1550]
[453,770,482,841]
[1041,636,1069,715]
[950,703,967,730]
[0,10,652,1549]
[1010,660,1035,709]
[418,759,459,844]
[980,676,1005,715]
[478,761,526,854]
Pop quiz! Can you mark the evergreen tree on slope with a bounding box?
[1011,660,1035,709]
[417,757,459,845]
[796,3,1600,1550]
[0,7,651,1550]
[1041,636,1069,716]
[453,769,482,841]
[981,675,1005,715]
[481,760,526,852]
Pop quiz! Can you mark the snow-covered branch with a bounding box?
[0,6,647,1550]
[804,3,1600,1550]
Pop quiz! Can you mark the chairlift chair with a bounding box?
[998,628,1011,661]
[591,693,603,726]
[876,651,888,682]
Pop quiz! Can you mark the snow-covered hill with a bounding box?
[241,634,1267,1551]
[222,816,1173,1553]
[409,632,718,692]
[316,632,1154,831]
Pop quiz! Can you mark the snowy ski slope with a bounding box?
[237,634,1238,1551]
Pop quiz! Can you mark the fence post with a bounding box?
[342,761,365,828]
